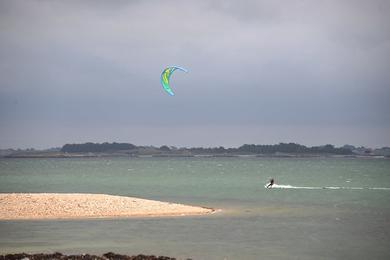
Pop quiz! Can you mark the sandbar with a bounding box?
[0,193,214,220]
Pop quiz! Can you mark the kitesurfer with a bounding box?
[266,178,274,188]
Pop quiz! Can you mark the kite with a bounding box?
[161,66,188,96]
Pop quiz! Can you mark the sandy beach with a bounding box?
[0,193,214,220]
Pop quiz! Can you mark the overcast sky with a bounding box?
[0,0,389,149]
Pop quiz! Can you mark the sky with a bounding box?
[0,0,389,149]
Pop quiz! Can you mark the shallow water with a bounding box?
[0,157,389,259]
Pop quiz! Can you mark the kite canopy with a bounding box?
[161,66,188,96]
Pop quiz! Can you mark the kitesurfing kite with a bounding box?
[161,66,188,96]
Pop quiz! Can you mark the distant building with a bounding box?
[352,147,373,155]
[373,147,390,156]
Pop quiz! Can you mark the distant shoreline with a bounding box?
[2,142,389,158]
[2,153,387,159]
[0,193,215,220]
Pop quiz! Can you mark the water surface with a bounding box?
[0,157,389,259]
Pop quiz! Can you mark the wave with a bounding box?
[264,184,390,190]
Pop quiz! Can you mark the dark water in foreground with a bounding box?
[0,157,389,259]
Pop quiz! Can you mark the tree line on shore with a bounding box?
[61,142,136,153]
[61,142,353,155]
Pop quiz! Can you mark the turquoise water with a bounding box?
[0,157,389,259]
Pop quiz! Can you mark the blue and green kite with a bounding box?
[161,66,188,96]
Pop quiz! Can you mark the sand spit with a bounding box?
[0,193,214,220]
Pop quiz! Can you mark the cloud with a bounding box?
[0,0,389,148]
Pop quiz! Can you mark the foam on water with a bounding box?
[265,184,390,190]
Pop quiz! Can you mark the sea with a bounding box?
[0,157,389,260]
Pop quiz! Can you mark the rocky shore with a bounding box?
[0,252,185,260]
